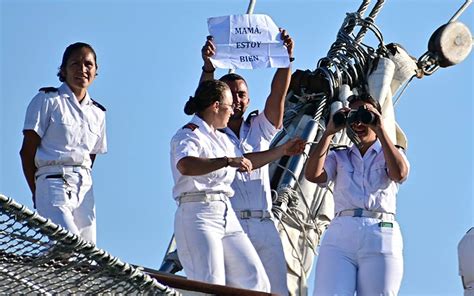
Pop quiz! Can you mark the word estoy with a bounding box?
[236,41,262,49]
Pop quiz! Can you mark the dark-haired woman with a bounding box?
[171,80,304,292]
[20,42,106,244]
[305,94,409,295]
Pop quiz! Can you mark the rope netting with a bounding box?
[0,194,179,295]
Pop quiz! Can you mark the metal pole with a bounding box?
[246,0,256,14]
[448,0,472,23]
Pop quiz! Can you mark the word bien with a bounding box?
[239,55,259,62]
[236,41,262,49]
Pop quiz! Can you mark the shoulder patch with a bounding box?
[91,99,107,112]
[182,123,199,131]
[330,145,348,151]
[245,109,259,124]
[38,87,58,93]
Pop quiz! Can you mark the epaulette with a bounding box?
[330,145,348,151]
[182,123,199,131]
[38,87,58,93]
[245,110,259,125]
[91,99,107,112]
[395,144,406,151]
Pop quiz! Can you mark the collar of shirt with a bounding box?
[189,114,230,152]
[58,83,92,108]
[348,139,382,159]
[190,114,214,136]
[223,118,250,145]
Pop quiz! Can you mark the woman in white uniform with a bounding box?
[171,79,304,292]
[20,42,106,244]
[305,94,409,295]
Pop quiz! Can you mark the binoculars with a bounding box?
[333,106,377,126]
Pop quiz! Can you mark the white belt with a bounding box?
[235,210,272,220]
[36,165,89,177]
[336,209,395,221]
[177,192,227,206]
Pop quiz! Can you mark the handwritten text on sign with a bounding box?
[207,14,290,69]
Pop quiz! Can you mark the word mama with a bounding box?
[234,27,262,34]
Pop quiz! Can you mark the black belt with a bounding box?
[45,174,64,179]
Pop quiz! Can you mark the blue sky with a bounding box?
[1,0,472,295]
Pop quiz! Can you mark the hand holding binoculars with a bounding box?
[333,106,377,127]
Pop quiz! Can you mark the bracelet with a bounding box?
[223,156,230,167]
[202,65,215,73]
[289,57,295,62]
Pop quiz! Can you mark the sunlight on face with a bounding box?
[62,47,97,97]
[224,79,249,120]
[216,88,234,129]
[349,100,377,144]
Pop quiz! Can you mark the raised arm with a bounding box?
[263,28,294,129]
[244,138,305,170]
[20,130,41,206]
[199,36,216,84]
[366,105,409,182]
[305,114,343,184]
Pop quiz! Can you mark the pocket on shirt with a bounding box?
[337,163,354,189]
[85,121,100,148]
[50,114,78,145]
[368,163,390,190]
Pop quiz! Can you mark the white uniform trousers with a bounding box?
[174,197,270,292]
[35,166,96,244]
[239,217,289,296]
[313,217,403,296]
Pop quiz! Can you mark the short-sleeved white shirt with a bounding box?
[23,83,107,169]
[224,111,279,211]
[321,140,410,214]
[170,115,241,199]
[459,227,474,291]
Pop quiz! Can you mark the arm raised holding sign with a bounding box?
[200,35,217,82]
[265,28,293,129]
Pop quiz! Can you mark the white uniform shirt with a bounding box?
[224,111,279,211]
[171,115,240,199]
[459,227,474,292]
[322,140,409,214]
[23,83,107,169]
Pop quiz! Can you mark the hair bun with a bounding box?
[184,96,198,115]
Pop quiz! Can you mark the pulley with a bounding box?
[428,22,473,67]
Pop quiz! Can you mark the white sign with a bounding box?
[207,14,290,70]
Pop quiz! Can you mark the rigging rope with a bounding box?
[0,194,179,295]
